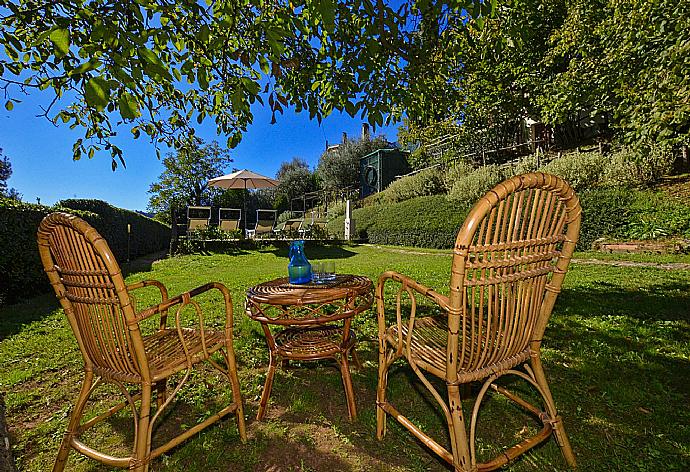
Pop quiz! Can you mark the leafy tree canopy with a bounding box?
[316,135,389,190]
[0,148,20,199]
[400,0,688,159]
[147,137,231,220]
[0,0,489,169]
[275,157,316,210]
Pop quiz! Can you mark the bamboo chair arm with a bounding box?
[376,271,450,356]
[377,271,450,311]
[171,282,234,367]
[127,280,170,330]
[132,282,234,338]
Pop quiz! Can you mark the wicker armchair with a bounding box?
[37,212,246,472]
[376,173,580,471]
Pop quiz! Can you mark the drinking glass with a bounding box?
[323,261,336,282]
[312,261,324,283]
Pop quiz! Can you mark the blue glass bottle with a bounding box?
[288,240,312,284]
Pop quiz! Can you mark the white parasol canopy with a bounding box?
[208,169,278,233]
[208,169,278,190]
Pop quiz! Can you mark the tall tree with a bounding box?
[0,1,488,168]
[400,0,688,156]
[541,0,690,148]
[274,158,316,211]
[0,148,20,200]
[147,138,231,220]
[316,135,389,190]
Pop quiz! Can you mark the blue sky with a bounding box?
[1,91,399,211]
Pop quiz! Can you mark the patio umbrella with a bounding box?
[208,169,278,232]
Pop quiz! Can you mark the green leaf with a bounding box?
[71,59,102,76]
[138,47,164,67]
[84,76,111,111]
[4,100,13,111]
[50,28,70,57]
[118,92,141,119]
[198,69,209,90]
[259,56,270,74]
[318,0,336,33]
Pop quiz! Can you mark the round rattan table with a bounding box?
[245,274,373,420]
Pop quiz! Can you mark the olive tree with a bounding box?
[147,138,231,221]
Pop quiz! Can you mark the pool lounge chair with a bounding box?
[186,206,211,236]
[275,218,304,239]
[246,209,276,239]
[218,208,242,233]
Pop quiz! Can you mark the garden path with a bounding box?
[367,245,690,271]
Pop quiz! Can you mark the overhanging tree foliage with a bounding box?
[0,0,490,169]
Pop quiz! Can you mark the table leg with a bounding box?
[351,348,362,370]
[257,352,278,420]
[339,352,357,420]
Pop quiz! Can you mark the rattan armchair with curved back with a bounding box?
[376,173,580,471]
[37,212,246,472]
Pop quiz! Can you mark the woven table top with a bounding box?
[246,274,372,305]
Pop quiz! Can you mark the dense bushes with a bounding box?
[329,196,471,249]
[0,199,170,305]
[58,199,170,261]
[540,152,607,190]
[601,146,674,187]
[448,164,506,205]
[0,199,92,305]
[329,189,690,251]
[377,167,446,203]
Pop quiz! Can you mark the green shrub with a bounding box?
[328,187,690,252]
[448,164,505,205]
[0,199,170,305]
[578,188,636,249]
[540,151,607,190]
[329,195,471,248]
[326,200,347,219]
[378,167,446,203]
[442,160,474,192]
[510,154,540,176]
[626,192,690,240]
[577,188,690,248]
[0,199,96,305]
[59,199,170,261]
[602,146,674,187]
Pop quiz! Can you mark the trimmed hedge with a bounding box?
[0,199,170,305]
[328,195,472,249]
[329,190,690,251]
[59,199,170,261]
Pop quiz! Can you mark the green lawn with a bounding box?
[1,244,689,471]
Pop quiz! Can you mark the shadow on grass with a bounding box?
[0,250,171,340]
[264,244,359,260]
[0,294,59,340]
[559,282,690,322]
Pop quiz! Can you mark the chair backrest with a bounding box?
[254,210,276,234]
[37,212,149,382]
[187,206,211,231]
[219,208,241,232]
[285,219,303,231]
[446,173,581,382]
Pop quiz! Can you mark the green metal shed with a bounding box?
[359,148,411,198]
